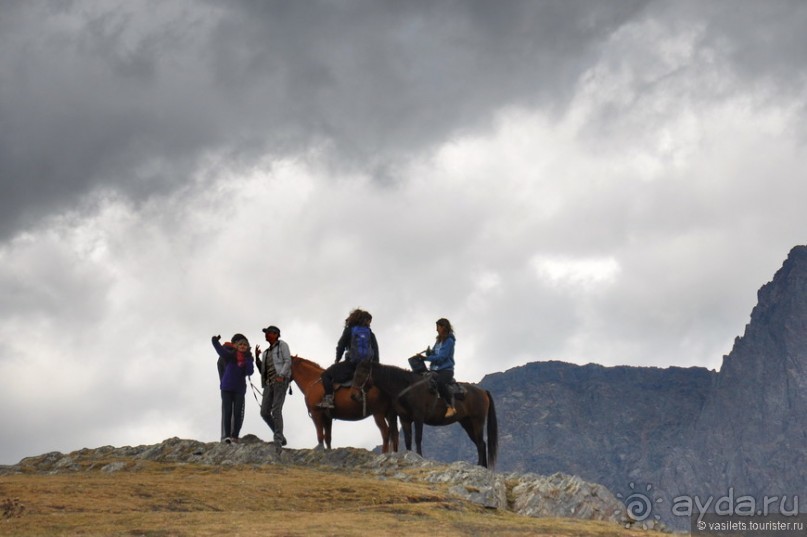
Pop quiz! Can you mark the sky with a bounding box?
[1,0,806,465]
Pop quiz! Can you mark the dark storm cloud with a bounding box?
[0,0,651,239]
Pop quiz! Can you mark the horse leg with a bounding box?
[414,420,424,457]
[387,410,399,452]
[373,411,391,453]
[401,418,413,451]
[324,416,333,450]
[311,410,326,451]
[459,418,487,468]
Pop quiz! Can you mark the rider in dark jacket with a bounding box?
[318,309,378,409]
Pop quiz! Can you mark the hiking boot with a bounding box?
[317,394,335,409]
[444,406,457,418]
[223,437,232,444]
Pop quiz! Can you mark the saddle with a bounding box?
[423,373,466,401]
[450,382,466,400]
[333,381,354,391]
[408,356,465,400]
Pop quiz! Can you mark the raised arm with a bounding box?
[211,335,233,359]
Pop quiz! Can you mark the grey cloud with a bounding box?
[695,1,807,90]
[1,0,652,239]
[1,0,806,467]
[4,0,807,241]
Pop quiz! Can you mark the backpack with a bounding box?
[349,325,375,363]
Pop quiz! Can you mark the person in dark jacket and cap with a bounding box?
[255,325,292,447]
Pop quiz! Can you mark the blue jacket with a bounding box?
[424,335,455,371]
[212,338,254,394]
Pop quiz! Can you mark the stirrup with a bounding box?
[317,395,335,409]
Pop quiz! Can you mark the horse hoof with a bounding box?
[314,444,325,451]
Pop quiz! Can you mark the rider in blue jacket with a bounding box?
[421,318,457,418]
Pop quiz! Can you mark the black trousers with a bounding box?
[433,369,455,405]
[221,390,245,440]
[321,361,356,395]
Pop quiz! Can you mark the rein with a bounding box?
[356,364,375,417]
[249,377,263,408]
[395,373,433,402]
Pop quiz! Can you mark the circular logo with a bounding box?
[616,482,663,524]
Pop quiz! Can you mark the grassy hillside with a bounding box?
[1,456,649,537]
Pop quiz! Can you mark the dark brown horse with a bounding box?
[351,359,498,468]
[290,356,398,453]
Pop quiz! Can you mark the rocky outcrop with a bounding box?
[0,436,627,525]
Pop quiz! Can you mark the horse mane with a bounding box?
[372,362,420,385]
[292,356,324,370]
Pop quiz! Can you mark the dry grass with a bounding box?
[0,458,648,537]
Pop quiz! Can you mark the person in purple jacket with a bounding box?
[212,333,254,444]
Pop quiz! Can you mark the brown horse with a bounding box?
[351,359,498,468]
[290,356,398,453]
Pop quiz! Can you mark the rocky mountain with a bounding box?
[657,245,807,523]
[425,245,807,528]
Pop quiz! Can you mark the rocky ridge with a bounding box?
[0,436,632,527]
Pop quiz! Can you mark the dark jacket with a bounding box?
[212,338,254,394]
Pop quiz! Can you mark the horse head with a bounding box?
[350,360,374,402]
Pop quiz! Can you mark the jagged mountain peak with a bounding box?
[750,244,807,327]
[723,244,807,375]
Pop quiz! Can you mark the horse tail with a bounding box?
[486,390,498,469]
